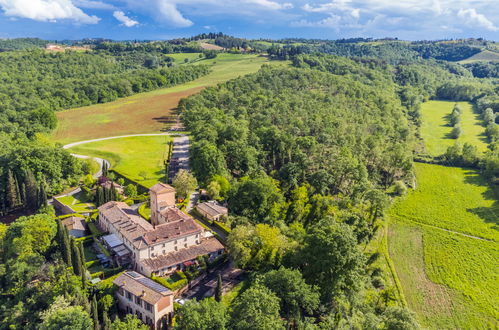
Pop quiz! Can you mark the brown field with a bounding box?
[53,86,202,143]
[200,42,224,50]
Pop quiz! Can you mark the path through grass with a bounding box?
[420,101,488,156]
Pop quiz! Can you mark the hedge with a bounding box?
[109,170,149,194]
[212,221,231,235]
[88,222,103,236]
[151,272,188,291]
[137,203,150,221]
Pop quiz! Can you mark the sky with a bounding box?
[0,0,498,41]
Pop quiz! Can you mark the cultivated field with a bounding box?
[420,101,488,156]
[52,54,286,143]
[69,135,172,188]
[388,162,499,328]
[459,50,499,63]
[390,163,498,241]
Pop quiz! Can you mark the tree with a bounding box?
[259,267,320,320]
[6,169,21,209]
[207,181,221,201]
[483,107,495,124]
[211,175,230,199]
[41,305,93,330]
[83,174,95,187]
[172,169,198,200]
[24,170,38,210]
[111,314,148,330]
[215,273,223,302]
[102,311,111,330]
[451,124,462,139]
[381,306,420,330]
[117,178,125,186]
[71,238,83,276]
[175,298,229,330]
[91,295,99,330]
[227,224,292,270]
[230,285,285,330]
[297,218,366,303]
[96,186,104,206]
[102,162,109,177]
[124,184,137,198]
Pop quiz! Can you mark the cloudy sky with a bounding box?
[0,0,498,40]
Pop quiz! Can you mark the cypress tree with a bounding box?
[96,186,104,206]
[6,169,20,209]
[20,183,26,208]
[104,187,110,203]
[24,170,38,210]
[71,238,82,276]
[215,273,223,302]
[81,267,87,291]
[63,226,72,266]
[102,310,111,330]
[91,294,99,330]
[38,182,48,208]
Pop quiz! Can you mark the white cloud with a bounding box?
[113,10,139,27]
[74,0,116,10]
[457,8,498,31]
[0,0,100,23]
[245,0,293,10]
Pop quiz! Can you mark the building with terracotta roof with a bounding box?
[113,271,173,329]
[96,183,224,277]
[61,216,87,237]
[196,201,228,221]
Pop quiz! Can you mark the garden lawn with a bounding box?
[56,191,95,213]
[53,54,287,143]
[69,135,172,188]
[390,162,498,241]
[420,101,488,156]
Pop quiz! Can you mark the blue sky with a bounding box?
[0,0,498,41]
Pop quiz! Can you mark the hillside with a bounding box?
[460,50,499,63]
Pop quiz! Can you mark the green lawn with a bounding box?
[52,54,288,143]
[167,53,203,63]
[56,191,95,213]
[420,101,488,156]
[69,135,172,188]
[390,163,498,241]
[388,162,499,328]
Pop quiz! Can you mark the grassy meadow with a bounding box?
[53,54,287,143]
[69,135,171,188]
[390,163,498,241]
[56,191,95,213]
[388,162,499,328]
[459,50,499,63]
[420,101,488,156]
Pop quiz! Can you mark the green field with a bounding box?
[388,163,499,328]
[53,54,287,143]
[390,163,498,241]
[459,50,499,63]
[69,135,171,188]
[420,101,488,156]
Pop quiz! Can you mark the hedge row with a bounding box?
[151,272,188,291]
[212,220,231,235]
[109,170,149,194]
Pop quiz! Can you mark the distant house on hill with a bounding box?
[61,216,87,237]
[196,201,228,221]
[113,271,174,329]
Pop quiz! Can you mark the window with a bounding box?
[136,311,143,321]
[184,237,187,242]
[174,240,177,244]
[184,244,187,248]
[118,288,124,296]
[162,243,165,247]
[126,291,132,301]
[162,250,165,255]
[174,246,178,251]
[135,296,141,306]
[145,302,153,312]
[151,246,154,251]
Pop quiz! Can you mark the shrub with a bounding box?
[393,181,407,196]
[451,125,462,139]
[151,272,188,291]
[372,276,385,289]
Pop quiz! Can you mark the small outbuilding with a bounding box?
[196,201,228,222]
[61,216,87,238]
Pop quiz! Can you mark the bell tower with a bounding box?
[149,183,176,225]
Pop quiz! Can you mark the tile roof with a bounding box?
[98,201,154,249]
[150,182,176,194]
[143,218,203,245]
[159,207,191,222]
[113,271,172,305]
[62,216,87,231]
[142,237,224,272]
[196,201,228,218]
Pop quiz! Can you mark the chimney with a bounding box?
[142,290,146,297]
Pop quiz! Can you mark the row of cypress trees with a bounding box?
[1,169,48,215]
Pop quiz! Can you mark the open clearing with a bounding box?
[69,135,172,188]
[56,191,95,213]
[390,163,498,241]
[53,54,287,143]
[459,50,499,63]
[420,101,488,156]
[388,162,499,328]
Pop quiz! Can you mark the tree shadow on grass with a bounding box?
[463,169,499,231]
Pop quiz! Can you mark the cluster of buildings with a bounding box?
[95,182,226,328]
